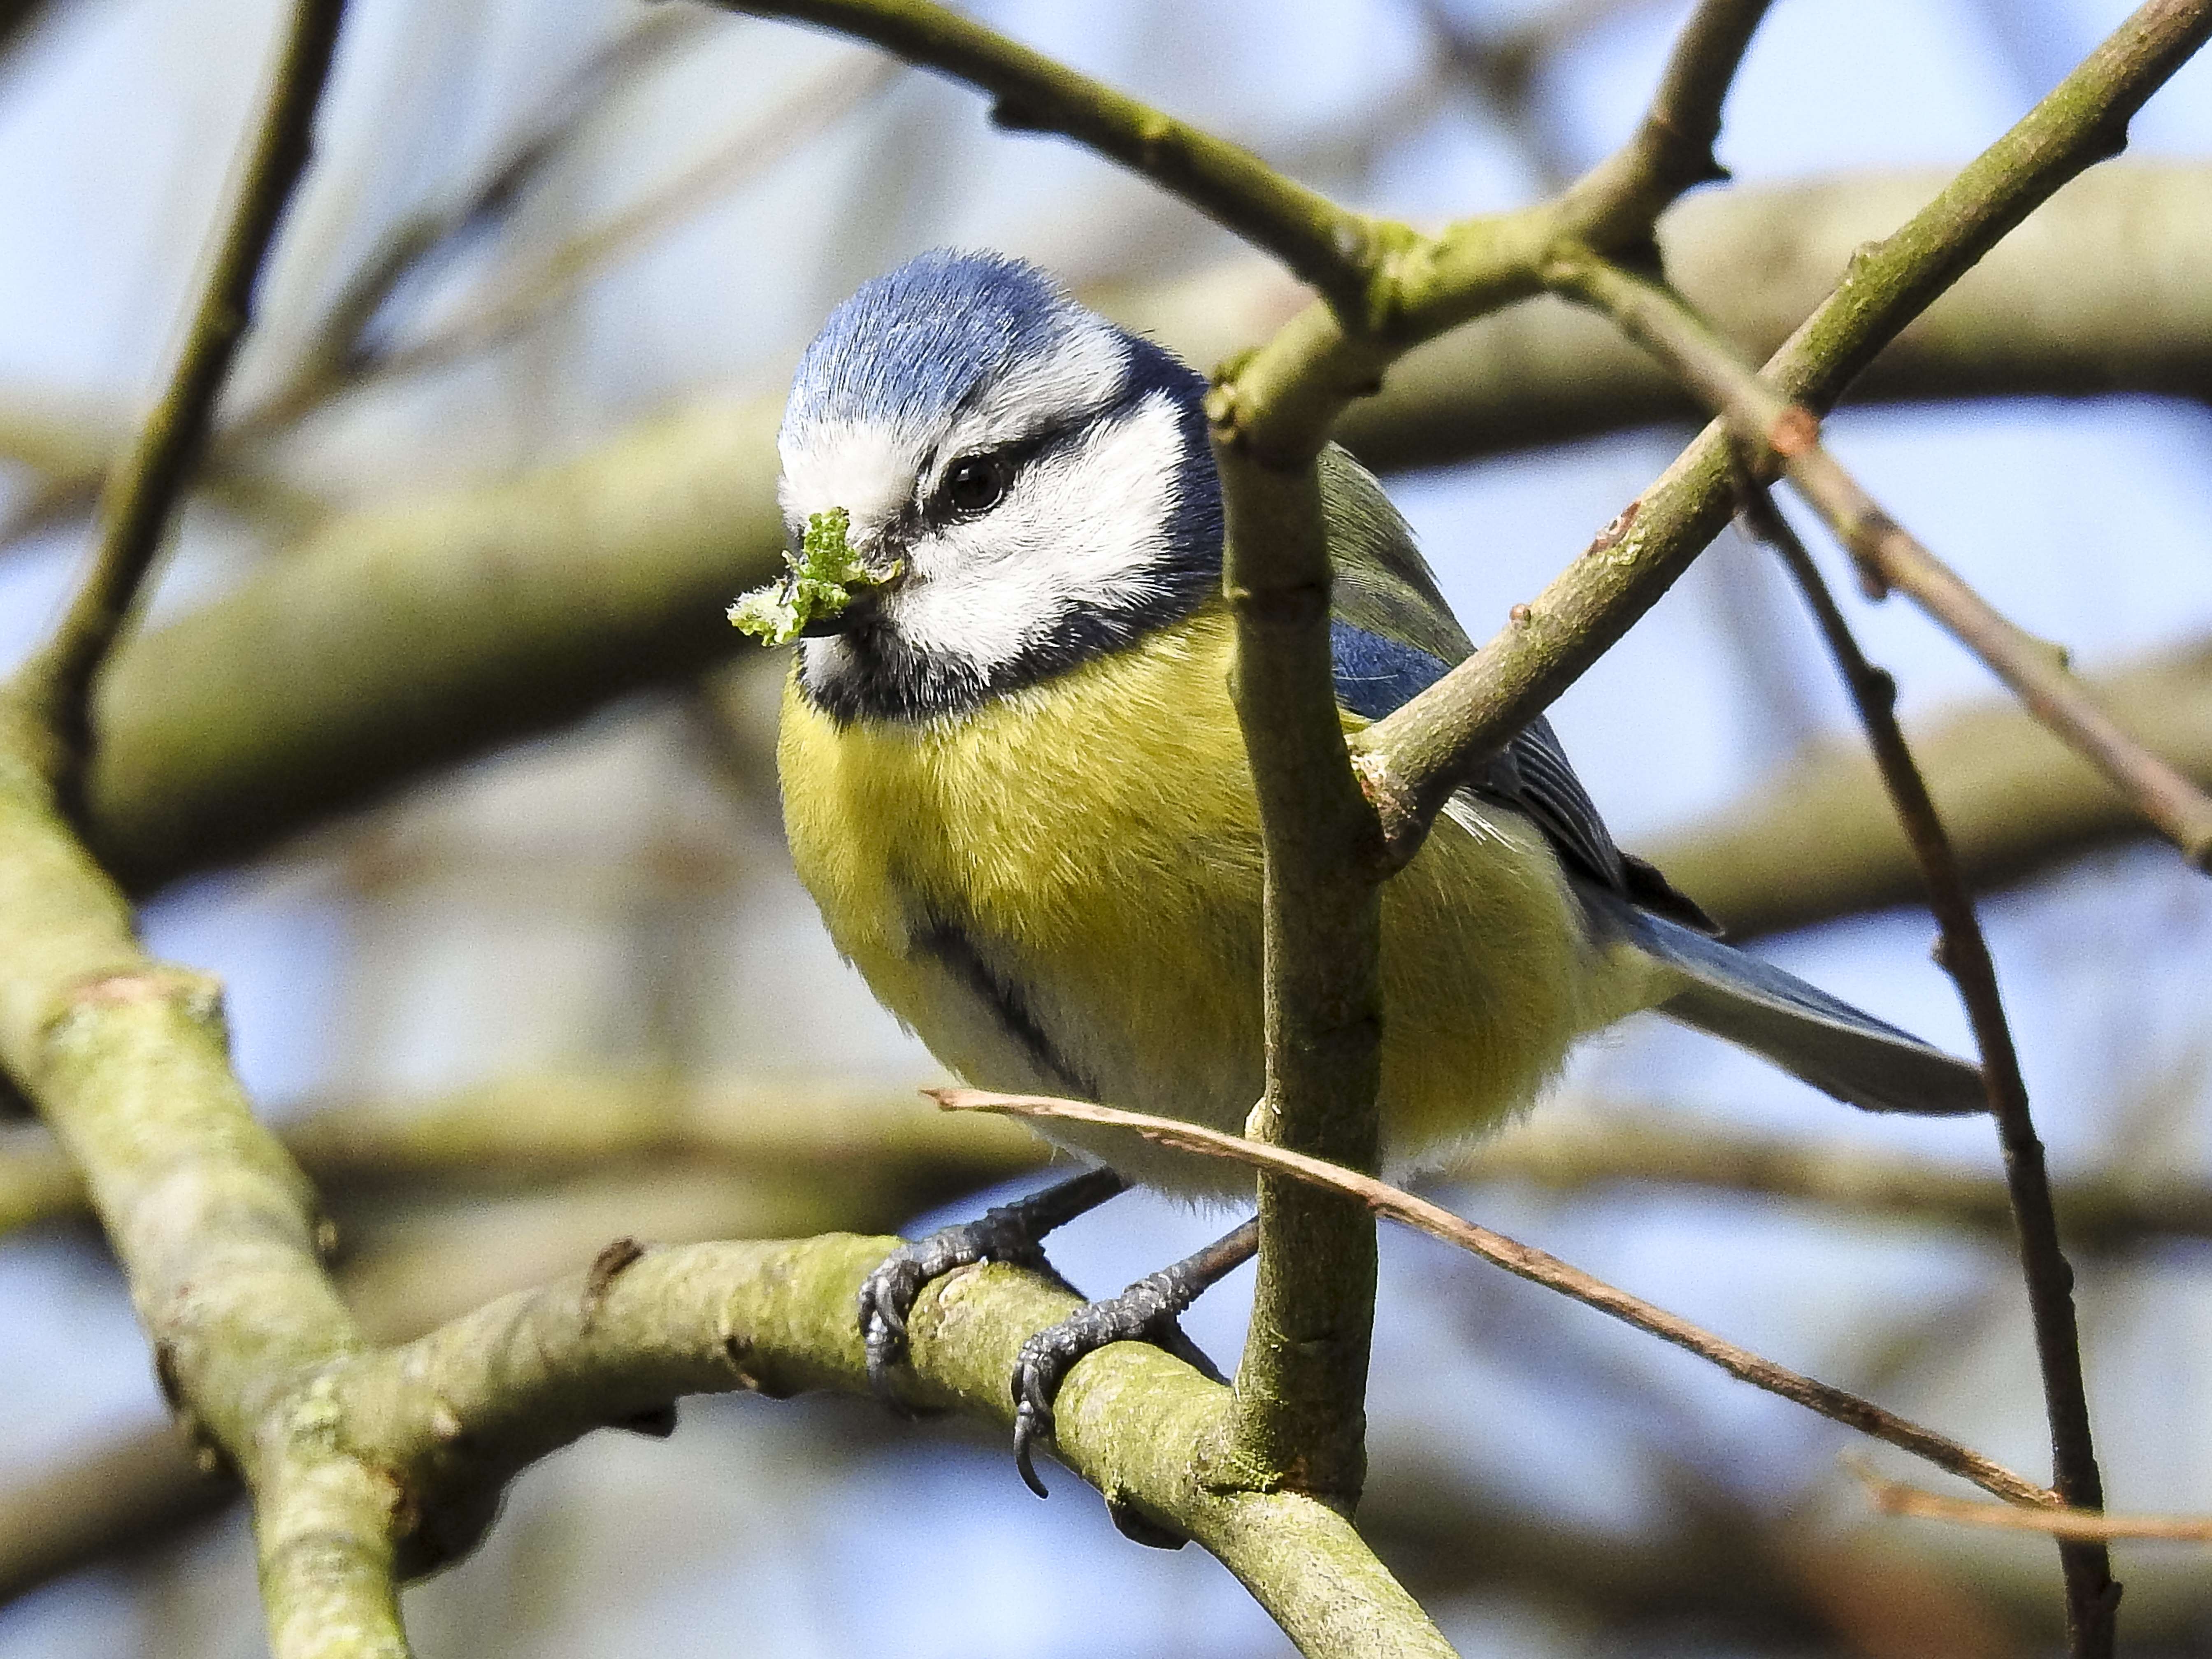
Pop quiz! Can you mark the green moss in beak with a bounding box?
[727,507,901,646]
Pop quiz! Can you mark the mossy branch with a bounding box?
[36,167,2210,901]
[327,1234,1457,1657]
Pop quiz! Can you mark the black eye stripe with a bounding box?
[925,420,1090,523]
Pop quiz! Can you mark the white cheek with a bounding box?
[888,392,1186,674]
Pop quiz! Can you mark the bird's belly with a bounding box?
[776,613,1637,1196]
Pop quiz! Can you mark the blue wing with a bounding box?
[1329,619,1632,896]
[1317,448,1982,1116]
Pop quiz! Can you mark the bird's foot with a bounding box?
[1008,1218,1258,1501]
[858,1167,1126,1398]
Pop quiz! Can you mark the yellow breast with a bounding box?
[776,604,1645,1192]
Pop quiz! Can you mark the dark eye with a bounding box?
[942,453,1011,515]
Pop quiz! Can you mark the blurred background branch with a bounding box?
[6,0,2212,1654]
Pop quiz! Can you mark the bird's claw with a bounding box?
[856,1206,1061,1400]
[1006,1271,1223,1499]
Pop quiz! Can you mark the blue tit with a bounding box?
[761,249,1981,1480]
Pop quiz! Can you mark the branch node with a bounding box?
[721,1334,795,1398]
[581,1236,647,1324]
[1104,1484,1190,1550]
[1768,403,1820,457]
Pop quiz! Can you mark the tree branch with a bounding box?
[1549,249,2212,872]
[239,26,892,442]
[1349,0,2212,867]
[30,166,2203,901]
[1,1073,1046,1238]
[1205,0,1774,1508]
[14,0,347,806]
[0,1110,1039,1610]
[332,1233,1456,1658]
[1738,491,2117,1653]
[25,1078,2212,1257]
[720,0,1383,316]
[934,1087,2056,1510]
[1849,1459,2212,1545]
[0,713,401,1659]
[1650,634,2212,939]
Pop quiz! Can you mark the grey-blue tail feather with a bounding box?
[1588,892,1987,1117]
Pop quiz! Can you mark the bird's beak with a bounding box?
[801,527,906,637]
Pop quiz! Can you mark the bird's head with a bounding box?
[776,250,1221,724]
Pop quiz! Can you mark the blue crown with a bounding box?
[786,249,1084,435]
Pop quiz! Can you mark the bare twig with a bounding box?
[14,0,349,802]
[1550,249,2212,874]
[724,0,1382,313]
[1847,1458,2212,1545]
[0,16,883,546]
[1739,492,2117,1654]
[349,54,898,397]
[1797,447,2212,869]
[232,7,721,444]
[1349,0,2212,867]
[934,1088,2056,1512]
[1208,0,1773,1504]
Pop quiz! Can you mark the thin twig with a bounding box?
[1739,490,2118,1655]
[232,7,720,444]
[933,1088,2056,1512]
[1550,249,2212,874]
[15,0,349,802]
[1797,446,2212,869]
[0,15,881,548]
[724,0,1384,316]
[1845,1457,2212,1544]
[354,53,898,395]
[1349,0,2212,867]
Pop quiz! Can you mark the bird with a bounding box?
[755,248,1984,1497]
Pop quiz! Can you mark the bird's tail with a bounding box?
[1589,893,1987,1117]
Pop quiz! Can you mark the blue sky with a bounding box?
[2,2,2210,1654]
